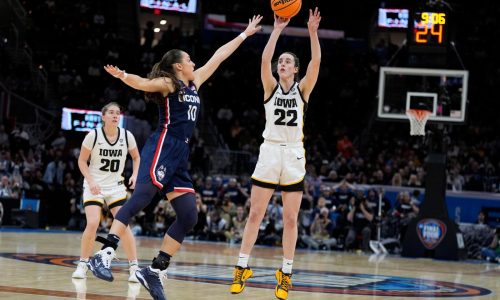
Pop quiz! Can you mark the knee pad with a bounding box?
[167,193,198,243]
[180,205,198,232]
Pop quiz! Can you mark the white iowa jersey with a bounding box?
[262,82,307,143]
[82,128,136,189]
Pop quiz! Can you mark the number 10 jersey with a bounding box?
[262,82,307,143]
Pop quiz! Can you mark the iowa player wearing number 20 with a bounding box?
[72,102,141,283]
[87,15,263,300]
[231,8,322,300]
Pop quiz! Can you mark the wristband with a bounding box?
[239,32,247,41]
[113,70,127,79]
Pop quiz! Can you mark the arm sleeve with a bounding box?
[82,130,96,150]
[126,130,138,150]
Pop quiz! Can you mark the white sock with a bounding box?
[79,258,89,263]
[129,259,138,266]
[282,258,293,274]
[237,253,250,268]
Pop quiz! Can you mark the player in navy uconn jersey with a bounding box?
[230,9,322,300]
[88,15,263,300]
[72,102,141,282]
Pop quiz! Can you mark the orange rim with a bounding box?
[407,109,431,121]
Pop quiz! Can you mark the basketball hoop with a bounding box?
[406,109,431,136]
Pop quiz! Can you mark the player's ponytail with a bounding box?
[145,49,184,104]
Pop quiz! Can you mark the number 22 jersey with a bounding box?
[262,82,307,143]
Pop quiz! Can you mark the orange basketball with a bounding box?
[271,0,302,19]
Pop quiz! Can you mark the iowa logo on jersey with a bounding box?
[274,97,298,108]
[99,149,123,157]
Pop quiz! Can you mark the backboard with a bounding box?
[378,67,468,123]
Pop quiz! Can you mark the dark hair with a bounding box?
[272,51,300,82]
[145,49,184,104]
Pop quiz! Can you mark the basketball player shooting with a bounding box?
[230,7,322,300]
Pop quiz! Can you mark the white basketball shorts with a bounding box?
[83,184,127,209]
[251,140,305,191]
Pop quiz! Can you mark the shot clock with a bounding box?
[409,10,450,53]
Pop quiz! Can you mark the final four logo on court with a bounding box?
[416,219,447,249]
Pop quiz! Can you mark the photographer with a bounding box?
[221,177,249,206]
[205,209,228,242]
[303,207,337,250]
[346,195,374,252]
[150,198,176,237]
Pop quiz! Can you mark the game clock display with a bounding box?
[409,11,449,51]
[378,8,409,28]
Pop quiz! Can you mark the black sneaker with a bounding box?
[135,266,167,300]
[88,247,115,282]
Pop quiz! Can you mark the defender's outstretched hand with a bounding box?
[104,65,126,79]
[243,15,263,37]
[307,7,322,32]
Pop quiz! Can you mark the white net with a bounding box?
[406,109,431,136]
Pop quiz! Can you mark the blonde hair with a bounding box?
[102,102,121,115]
[101,102,121,126]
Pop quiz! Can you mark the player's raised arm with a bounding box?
[299,8,322,101]
[262,15,290,97]
[193,15,262,88]
[103,64,173,95]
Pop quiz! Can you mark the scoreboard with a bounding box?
[61,107,124,132]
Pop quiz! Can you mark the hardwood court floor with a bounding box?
[0,230,499,299]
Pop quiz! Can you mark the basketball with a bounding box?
[271,0,302,19]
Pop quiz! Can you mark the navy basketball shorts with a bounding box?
[137,130,195,195]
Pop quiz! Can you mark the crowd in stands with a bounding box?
[0,0,499,257]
